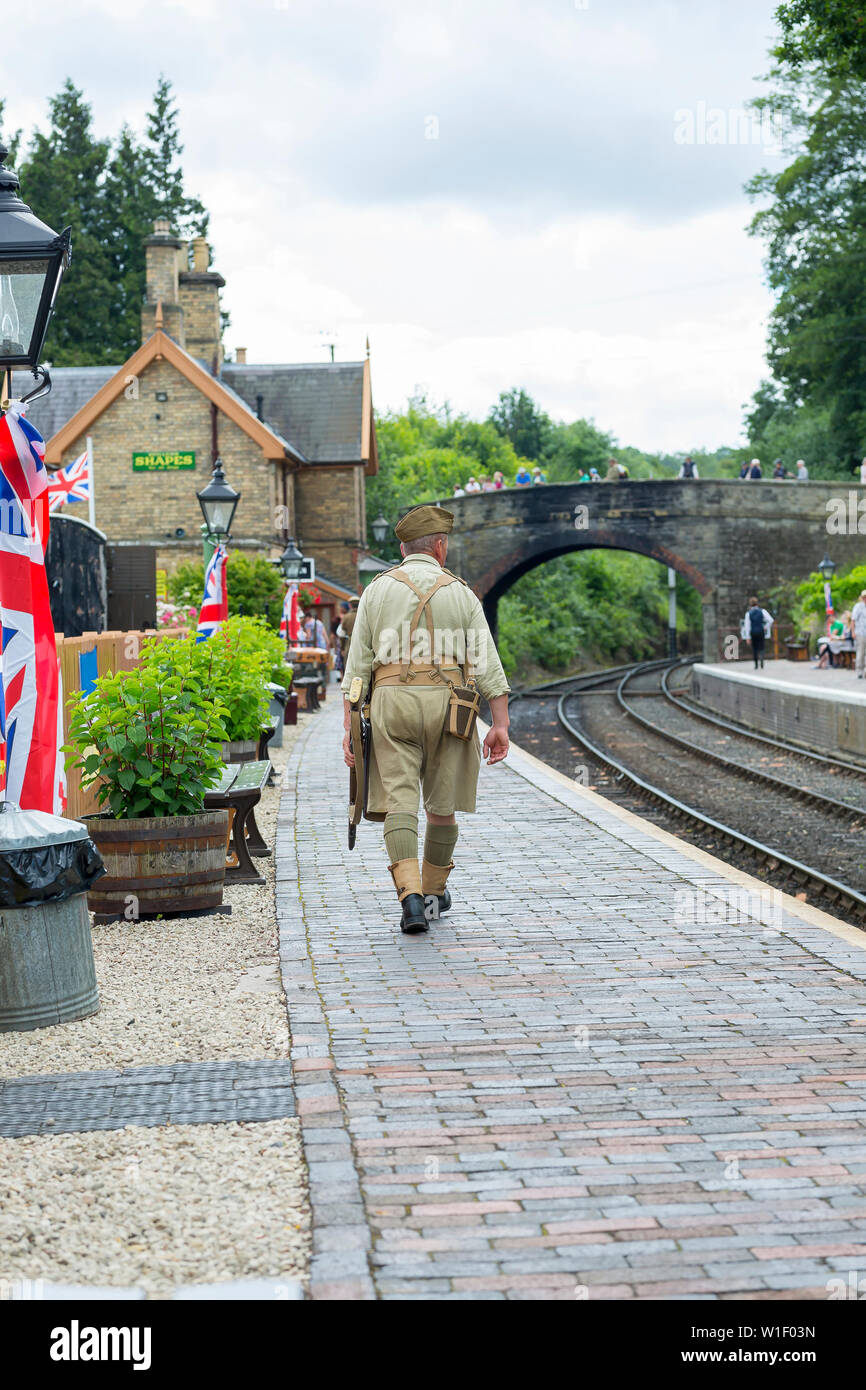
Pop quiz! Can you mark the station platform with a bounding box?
[277,693,866,1300]
[692,660,866,760]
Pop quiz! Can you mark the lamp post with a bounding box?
[818,554,836,636]
[277,536,304,582]
[196,457,240,565]
[0,144,71,411]
[371,510,389,547]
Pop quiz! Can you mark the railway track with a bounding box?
[508,659,866,924]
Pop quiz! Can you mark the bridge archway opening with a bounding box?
[480,538,710,676]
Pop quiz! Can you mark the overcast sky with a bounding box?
[4,0,786,451]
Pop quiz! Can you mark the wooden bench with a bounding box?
[294,674,323,711]
[785,635,810,661]
[204,760,272,885]
[836,647,856,670]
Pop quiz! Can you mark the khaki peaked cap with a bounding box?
[394,504,454,542]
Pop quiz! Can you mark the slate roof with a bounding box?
[11,358,370,469]
[221,362,367,464]
[12,366,118,443]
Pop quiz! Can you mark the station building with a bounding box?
[18,219,379,625]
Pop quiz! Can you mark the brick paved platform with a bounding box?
[692,660,866,760]
[277,695,866,1300]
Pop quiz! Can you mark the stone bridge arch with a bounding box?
[437,480,862,660]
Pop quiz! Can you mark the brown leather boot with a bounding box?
[421,860,453,918]
[388,859,428,934]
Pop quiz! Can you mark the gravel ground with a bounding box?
[0,1119,309,1297]
[0,729,299,1077]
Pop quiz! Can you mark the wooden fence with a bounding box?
[58,628,186,821]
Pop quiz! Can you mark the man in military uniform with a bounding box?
[341,504,510,933]
[341,595,360,653]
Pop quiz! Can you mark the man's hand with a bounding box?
[343,730,355,768]
[483,724,509,765]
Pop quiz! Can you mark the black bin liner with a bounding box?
[0,837,105,909]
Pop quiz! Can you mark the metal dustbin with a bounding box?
[266,683,288,749]
[0,804,106,1033]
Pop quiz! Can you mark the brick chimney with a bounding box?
[178,236,226,373]
[141,218,186,346]
[235,347,247,364]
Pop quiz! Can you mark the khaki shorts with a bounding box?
[368,685,482,816]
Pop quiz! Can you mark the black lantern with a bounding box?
[196,458,240,540]
[0,144,71,376]
[277,536,304,581]
[371,510,389,546]
[818,554,836,583]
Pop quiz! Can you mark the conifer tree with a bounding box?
[16,81,115,364]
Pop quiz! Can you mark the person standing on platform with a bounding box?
[341,504,510,935]
[852,590,866,678]
[742,597,773,669]
[341,595,360,659]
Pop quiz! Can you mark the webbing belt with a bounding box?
[373,662,463,687]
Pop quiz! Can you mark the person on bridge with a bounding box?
[341,504,511,934]
[746,458,763,479]
[772,458,789,479]
[742,597,773,668]
[514,465,532,487]
[852,591,866,678]
[678,456,699,479]
[860,458,866,486]
[796,459,809,480]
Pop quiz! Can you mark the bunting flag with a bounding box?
[0,403,59,812]
[279,582,300,644]
[47,449,90,512]
[196,544,228,642]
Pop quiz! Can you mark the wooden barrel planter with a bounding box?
[221,738,258,764]
[82,810,230,919]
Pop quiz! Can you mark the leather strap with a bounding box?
[389,569,459,679]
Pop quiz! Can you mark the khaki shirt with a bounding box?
[340,554,510,702]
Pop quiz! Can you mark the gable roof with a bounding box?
[11,366,118,443]
[37,332,302,469]
[222,359,378,473]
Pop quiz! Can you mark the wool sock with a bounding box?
[424,821,459,866]
[384,813,419,865]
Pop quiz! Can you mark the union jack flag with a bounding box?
[196,544,228,642]
[47,449,90,512]
[280,582,300,643]
[0,404,63,813]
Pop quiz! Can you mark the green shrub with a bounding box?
[139,617,282,742]
[167,552,285,629]
[66,646,228,819]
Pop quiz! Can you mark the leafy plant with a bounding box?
[140,617,281,742]
[168,551,285,629]
[66,646,228,819]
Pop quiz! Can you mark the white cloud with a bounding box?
[2,0,785,448]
